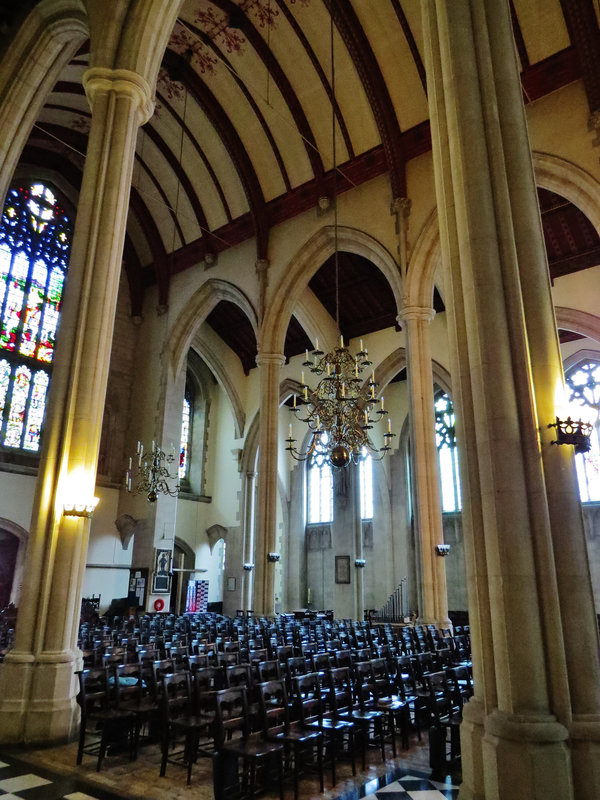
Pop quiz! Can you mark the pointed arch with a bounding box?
[262,226,402,354]
[169,279,258,378]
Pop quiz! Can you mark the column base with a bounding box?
[482,710,572,800]
[0,650,80,745]
[570,715,600,800]
[458,699,486,800]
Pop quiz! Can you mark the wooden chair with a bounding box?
[257,679,324,800]
[213,687,284,800]
[75,668,138,771]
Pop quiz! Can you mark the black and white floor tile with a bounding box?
[0,756,123,800]
[355,769,460,800]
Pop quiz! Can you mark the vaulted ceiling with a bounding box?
[11,0,600,371]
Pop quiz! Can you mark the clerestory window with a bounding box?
[0,182,71,453]
[565,359,600,502]
[435,390,462,512]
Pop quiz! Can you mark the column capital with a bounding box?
[390,196,412,217]
[256,352,285,368]
[255,258,269,273]
[83,67,154,124]
[397,304,435,325]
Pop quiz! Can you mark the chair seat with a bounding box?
[376,695,408,712]
[221,736,284,758]
[307,716,354,732]
[339,708,384,723]
[270,725,321,744]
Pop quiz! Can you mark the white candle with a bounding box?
[380,396,385,411]
[289,423,293,439]
[371,371,375,384]
[136,440,141,454]
[327,363,331,376]
[316,415,320,429]
[307,587,311,604]
[152,440,155,451]
[364,410,369,425]
[128,476,132,491]
[360,339,364,352]
[305,349,309,361]
[301,371,305,385]
[341,384,345,398]
[304,386,308,401]
[315,338,319,351]
[293,394,297,409]
[128,457,132,470]
[340,334,344,348]
[388,417,392,433]
[140,443,144,458]
[355,360,359,378]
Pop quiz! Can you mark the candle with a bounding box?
[304,386,308,401]
[316,415,320,430]
[388,417,392,433]
[364,410,369,426]
[301,371,305,385]
[340,334,344,348]
[355,360,359,378]
[307,587,311,604]
[293,394,297,409]
[136,440,141,454]
[152,440,155,451]
[380,396,385,411]
[305,349,309,361]
[371,371,375,384]
[315,338,319,351]
[371,385,375,400]
[140,443,144,458]
[327,363,331,376]
[289,423,293,439]
[128,476,132,491]
[128,457,132,470]
[341,384,345,398]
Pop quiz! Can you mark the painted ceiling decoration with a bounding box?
[11,0,600,370]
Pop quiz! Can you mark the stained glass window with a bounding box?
[179,393,191,480]
[566,360,600,502]
[308,433,333,524]
[435,390,462,513]
[0,182,71,452]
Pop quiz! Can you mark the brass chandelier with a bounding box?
[286,336,395,468]
[126,441,180,503]
[286,8,395,469]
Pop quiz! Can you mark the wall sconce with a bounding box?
[435,544,451,557]
[267,552,281,562]
[63,497,100,519]
[548,416,593,454]
[243,563,255,571]
[354,558,366,568]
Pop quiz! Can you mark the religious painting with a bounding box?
[152,548,172,593]
[335,555,351,584]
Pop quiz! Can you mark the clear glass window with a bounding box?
[566,360,600,502]
[359,452,373,520]
[434,390,462,512]
[307,433,333,524]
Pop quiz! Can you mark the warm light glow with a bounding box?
[63,496,99,518]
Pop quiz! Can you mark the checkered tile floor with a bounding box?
[359,770,460,800]
[0,757,123,800]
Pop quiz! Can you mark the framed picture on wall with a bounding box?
[227,577,236,592]
[335,555,351,584]
[152,548,172,593]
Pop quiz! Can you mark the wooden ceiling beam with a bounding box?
[559,0,600,112]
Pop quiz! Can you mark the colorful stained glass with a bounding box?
[23,370,49,451]
[179,395,191,479]
[1,251,28,351]
[0,181,71,451]
[0,359,9,417]
[5,365,30,447]
[0,244,11,316]
[37,267,63,363]
[19,259,46,357]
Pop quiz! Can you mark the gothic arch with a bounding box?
[0,0,88,208]
[0,519,29,606]
[533,152,600,237]
[261,226,402,354]
[404,208,443,311]
[169,279,258,378]
[555,307,600,344]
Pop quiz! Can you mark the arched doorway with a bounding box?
[170,538,196,615]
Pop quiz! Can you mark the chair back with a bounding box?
[257,679,290,734]
[213,687,251,745]
[256,659,281,683]
[293,672,324,724]
[326,666,354,714]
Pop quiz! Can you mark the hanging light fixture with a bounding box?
[126,441,180,503]
[286,8,395,469]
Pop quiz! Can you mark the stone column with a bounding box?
[242,470,257,611]
[0,67,153,745]
[421,1,584,797]
[254,352,285,616]
[400,305,450,628]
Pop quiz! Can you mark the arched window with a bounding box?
[307,434,333,524]
[359,451,373,520]
[565,359,600,502]
[0,182,71,452]
[179,388,192,481]
[435,390,462,512]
